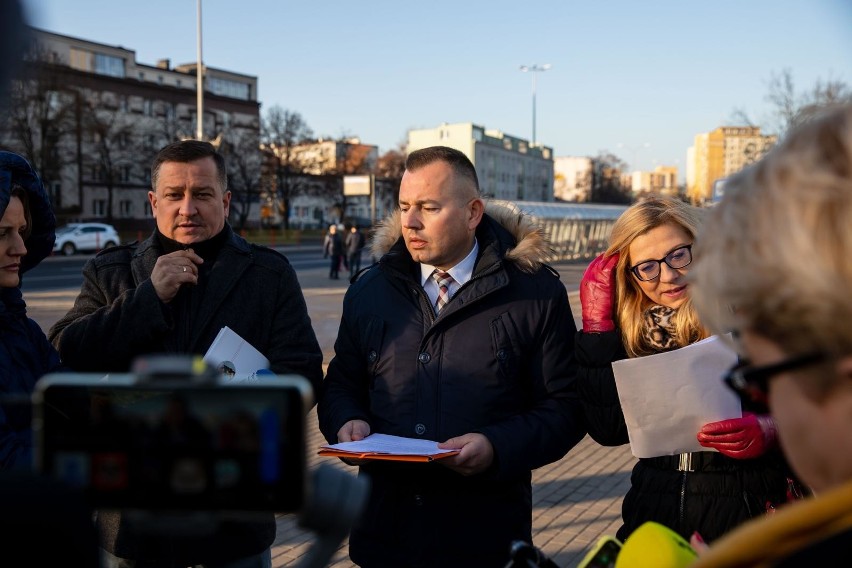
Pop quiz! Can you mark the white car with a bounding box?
[53,222,120,256]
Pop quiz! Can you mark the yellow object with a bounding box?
[577,535,622,567]
[615,521,697,568]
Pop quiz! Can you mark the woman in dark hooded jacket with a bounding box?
[0,150,62,470]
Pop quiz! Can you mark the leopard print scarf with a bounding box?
[639,304,681,353]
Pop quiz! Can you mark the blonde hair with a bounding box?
[607,195,708,357]
[690,104,852,360]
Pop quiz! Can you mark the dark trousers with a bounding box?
[329,254,342,279]
[348,252,362,275]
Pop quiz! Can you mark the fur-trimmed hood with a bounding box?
[369,199,553,273]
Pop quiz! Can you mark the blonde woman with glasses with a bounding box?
[688,104,852,565]
[575,195,796,545]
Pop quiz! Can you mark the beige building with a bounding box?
[630,165,679,196]
[263,138,383,228]
[553,156,592,201]
[289,138,378,175]
[407,122,554,201]
[687,126,776,204]
[3,28,260,228]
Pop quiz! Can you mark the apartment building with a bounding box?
[687,126,776,204]
[553,156,592,201]
[630,165,679,196]
[407,122,554,201]
[261,138,384,229]
[2,28,260,228]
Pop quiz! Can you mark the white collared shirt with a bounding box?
[420,239,479,311]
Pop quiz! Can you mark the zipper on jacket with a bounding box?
[677,452,692,530]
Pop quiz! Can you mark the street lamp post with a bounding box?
[519,64,551,146]
[196,0,204,140]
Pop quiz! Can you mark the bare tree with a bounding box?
[79,91,145,223]
[219,129,262,231]
[590,151,631,204]
[733,68,852,137]
[260,105,314,230]
[0,49,77,209]
[375,145,407,213]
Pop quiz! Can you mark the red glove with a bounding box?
[697,413,777,459]
[580,253,619,333]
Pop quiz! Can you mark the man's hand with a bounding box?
[336,420,371,466]
[151,249,204,303]
[697,413,777,459]
[437,433,494,476]
[337,419,371,442]
[580,253,620,333]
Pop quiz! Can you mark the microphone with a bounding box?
[615,521,697,568]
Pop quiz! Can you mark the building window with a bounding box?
[92,199,107,217]
[119,200,133,217]
[94,53,125,78]
[69,48,92,72]
[143,100,152,116]
[207,77,250,100]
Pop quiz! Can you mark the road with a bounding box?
[22,248,331,293]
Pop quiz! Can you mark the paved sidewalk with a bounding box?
[24,257,636,568]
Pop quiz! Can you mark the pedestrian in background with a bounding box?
[322,223,343,279]
[689,103,852,566]
[49,139,323,568]
[318,146,586,567]
[575,195,794,545]
[344,224,366,278]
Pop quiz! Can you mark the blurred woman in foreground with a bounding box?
[689,104,852,565]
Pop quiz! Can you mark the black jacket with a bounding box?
[48,226,323,565]
[318,202,586,567]
[575,328,792,543]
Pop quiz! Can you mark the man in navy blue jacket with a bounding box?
[319,146,586,567]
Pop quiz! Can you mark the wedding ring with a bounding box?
[182,266,187,273]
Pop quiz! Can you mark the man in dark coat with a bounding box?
[322,223,344,279]
[344,224,366,277]
[49,140,323,568]
[318,145,586,567]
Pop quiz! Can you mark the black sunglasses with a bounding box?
[723,351,826,412]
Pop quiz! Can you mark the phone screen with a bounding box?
[33,375,308,513]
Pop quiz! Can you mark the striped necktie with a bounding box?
[432,270,455,313]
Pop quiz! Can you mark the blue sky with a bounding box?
[24,0,852,180]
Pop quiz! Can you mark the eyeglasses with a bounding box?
[723,351,826,412]
[629,245,693,282]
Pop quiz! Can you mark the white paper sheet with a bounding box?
[203,326,270,380]
[612,335,741,458]
[321,433,459,457]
